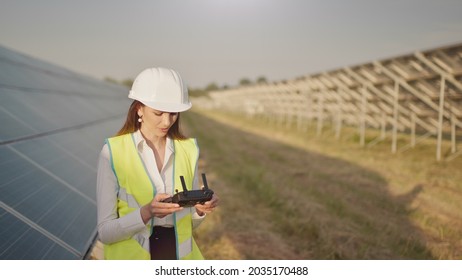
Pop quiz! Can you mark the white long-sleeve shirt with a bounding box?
[96,130,205,244]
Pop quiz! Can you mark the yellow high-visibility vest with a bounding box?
[103,133,204,260]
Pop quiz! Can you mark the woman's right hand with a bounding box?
[140,193,183,224]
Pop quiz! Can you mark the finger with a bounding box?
[151,203,180,212]
[152,196,181,208]
[204,199,218,208]
[154,193,172,202]
[200,208,214,214]
[152,206,183,217]
[194,204,207,213]
[195,204,214,214]
[156,201,181,208]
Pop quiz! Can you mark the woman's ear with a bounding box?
[137,104,144,117]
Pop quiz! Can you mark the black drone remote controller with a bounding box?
[162,173,214,207]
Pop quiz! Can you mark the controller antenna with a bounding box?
[180,176,188,195]
[201,173,209,190]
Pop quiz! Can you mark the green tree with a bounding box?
[188,87,208,97]
[239,78,252,86]
[104,77,118,84]
[205,82,219,91]
[121,79,134,88]
[103,77,133,89]
[256,76,267,84]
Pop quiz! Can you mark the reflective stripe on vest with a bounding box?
[103,133,204,260]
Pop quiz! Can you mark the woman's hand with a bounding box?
[140,193,183,224]
[195,193,219,216]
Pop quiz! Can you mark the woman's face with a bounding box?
[138,105,178,138]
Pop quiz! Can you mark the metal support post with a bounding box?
[436,76,446,161]
[451,114,457,154]
[360,85,367,146]
[305,93,312,131]
[336,88,342,140]
[392,81,399,153]
[411,112,416,148]
[317,92,324,136]
[381,112,386,140]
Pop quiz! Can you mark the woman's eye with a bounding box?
[153,111,176,117]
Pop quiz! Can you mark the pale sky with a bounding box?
[1,0,462,88]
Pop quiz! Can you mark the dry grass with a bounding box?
[183,109,462,260]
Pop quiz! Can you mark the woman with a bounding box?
[96,67,219,260]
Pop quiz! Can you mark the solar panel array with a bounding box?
[200,42,462,161]
[0,45,130,259]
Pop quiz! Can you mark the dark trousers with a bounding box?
[149,226,177,260]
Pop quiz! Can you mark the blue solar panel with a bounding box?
[0,208,78,259]
[0,44,130,259]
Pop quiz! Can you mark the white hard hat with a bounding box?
[128,67,192,112]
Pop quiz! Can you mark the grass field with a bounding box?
[182,109,462,260]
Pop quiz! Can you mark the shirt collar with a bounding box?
[133,130,174,153]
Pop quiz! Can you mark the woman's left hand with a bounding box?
[195,193,219,216]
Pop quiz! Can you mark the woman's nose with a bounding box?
[162,114,173,126]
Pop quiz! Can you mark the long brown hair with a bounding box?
[115,100,187,140]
